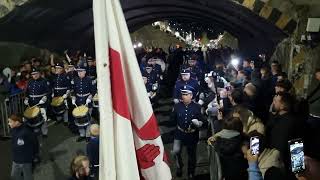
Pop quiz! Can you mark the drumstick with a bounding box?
[29,103,40,109]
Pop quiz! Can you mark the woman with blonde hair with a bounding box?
[231,105,265,135]
[69,155,91,180]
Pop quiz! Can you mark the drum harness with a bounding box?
[54,87,68,90]
[29,93,46,98]
[76,93,91,97]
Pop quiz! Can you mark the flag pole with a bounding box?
[93,0,116,179]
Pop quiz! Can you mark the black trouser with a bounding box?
[67,99,78,133]
[171,139,197,175]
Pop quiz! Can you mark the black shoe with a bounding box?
[176,168,182,177]
[42,134,48,139]
[63,122,68,126]
[187,173,195,180]
[77,137,86,142]
[33,156,41,164]
[55,120,62,124]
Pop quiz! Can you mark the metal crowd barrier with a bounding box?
[207,115,223,180]
[0,92,25,138]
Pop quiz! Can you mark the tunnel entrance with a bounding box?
[0,0,288,57]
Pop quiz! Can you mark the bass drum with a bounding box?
[24,106,44,127]
[72,105,90,127]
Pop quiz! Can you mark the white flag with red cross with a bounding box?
[93,0,172,179]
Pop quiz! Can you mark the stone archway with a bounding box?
[0,0,289,56]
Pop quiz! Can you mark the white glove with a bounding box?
[72,97,76,105]
[24,98,29,106]
[39,96,47,105]
[40,96,47,103]
[198,99,204,105]
[199,93,205,100]
[173,99,180,104]
[51,93,54,98]
[85,98,92,105]
[62,94,68,99]
[39,100,45,105]
[191,119,203,128]
[152,83,158,91]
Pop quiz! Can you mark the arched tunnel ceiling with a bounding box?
[0,0,288,55]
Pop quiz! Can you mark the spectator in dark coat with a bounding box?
[266,92,298,170]
[260,67,274,96]
[86,124,99,179]
[0,74,10,102]
[243,83,259,115]
[271,61,281,86]
[9,114,38,180]
[212,117,248,180]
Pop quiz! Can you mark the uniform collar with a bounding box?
[183,101,192,106]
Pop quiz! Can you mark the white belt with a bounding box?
[310,114,320,118]
[76,93,90,97]
[29,94,46,98]
[54,87,67,90]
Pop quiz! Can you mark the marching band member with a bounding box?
[71,65,96,142]
[51,62,71,125]
[24,68,50,137]
[171,85,203,179]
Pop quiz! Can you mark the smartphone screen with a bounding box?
[289,139,305,173]
[250,136,259,155]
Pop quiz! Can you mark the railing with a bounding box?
[0,92,25,138]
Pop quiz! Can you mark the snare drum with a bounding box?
[93,94,99,108]
[51,96,66,115]
[24,106,44,127]
[72,105,90,126]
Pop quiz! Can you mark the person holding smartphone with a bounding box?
[246,148,262,180]
[241,132,284,178]
[295,156,320,180]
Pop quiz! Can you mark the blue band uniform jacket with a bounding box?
[26,78,50,107]
[73,76,97,106]
[52,73,71,97]
[171,101,203,144]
